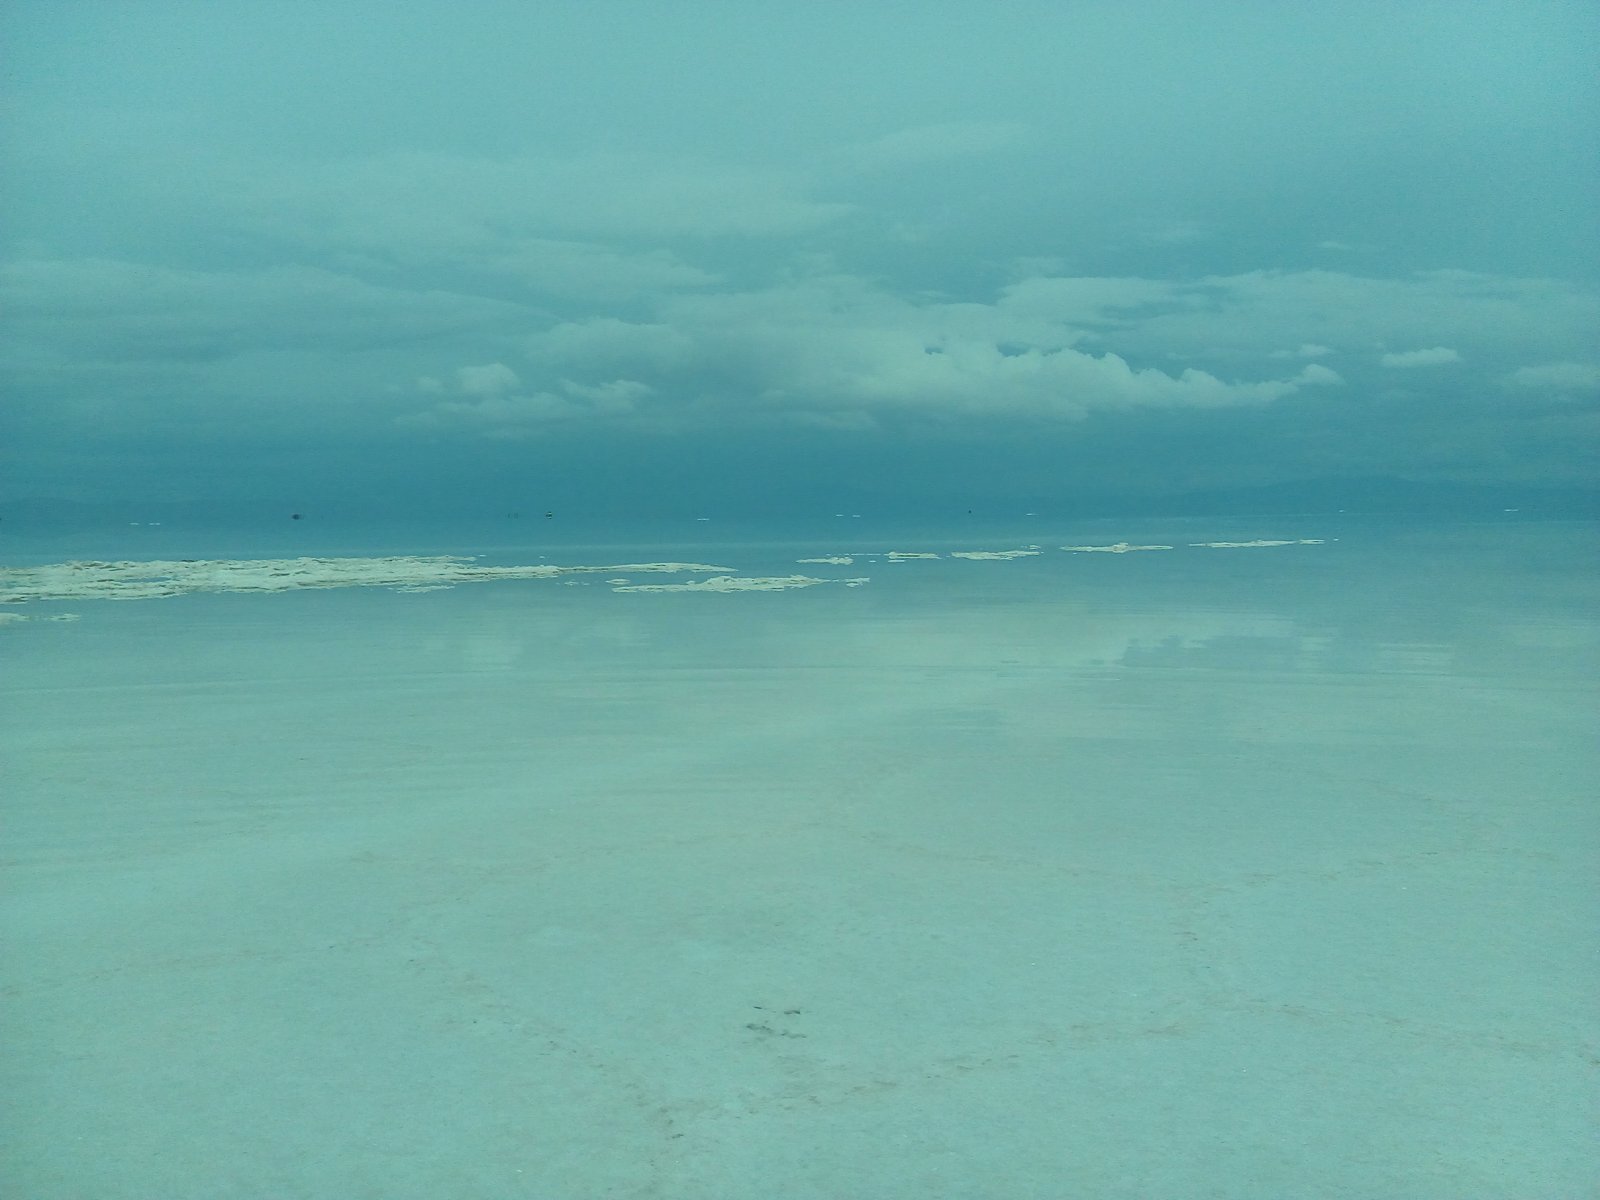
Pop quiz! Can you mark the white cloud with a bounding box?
[560,378,653,414]
[402,374,656,438]
[1269,343,1334,359]
[1380,346,1461,367]
[1502,362,1600,392]
[516,274,1340,431]
[1294,363,1344,385]
[9,245,1592,459]
[533,319,698,375]
[456,362,519,395]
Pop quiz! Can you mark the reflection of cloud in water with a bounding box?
[950,549,1042,560]
[1499,620,1600,650]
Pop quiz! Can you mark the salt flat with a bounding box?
[2,519,1596,1198]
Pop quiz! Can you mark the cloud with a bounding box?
[6,238,1592,492]
[1127,218,1207,246]
[232,152,855,246]
[1076,271,1598,365]
[533,319,698,375]
[0,257,530,365]
[999,276,1183,330]
[402,368,654,438]
[511,274,1343,431]
[1502,362,1600,393]
[848,121,1030,169]
[1293,363,1344,386]
[561,378,654,413]
[0,254,554,449]
[486,239,718,301]
[455,363,520,396]
[1380,346,1461,367]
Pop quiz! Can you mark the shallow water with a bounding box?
[3,518,1596,1198]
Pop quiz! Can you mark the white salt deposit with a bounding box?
[0,611,79,625]
[1061,542,1175,553]
[1189,538,1326,549]
[0,555,737,603]
[611,574,869,593]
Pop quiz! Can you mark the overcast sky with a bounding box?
[3,0,1597,520]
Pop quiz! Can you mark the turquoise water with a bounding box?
[3,519,1596,1197]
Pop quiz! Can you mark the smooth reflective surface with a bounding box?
[3,519,1596,1197]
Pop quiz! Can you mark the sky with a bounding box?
[2,0,1597,522]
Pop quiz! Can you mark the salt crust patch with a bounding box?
[611,574,869,593]
[1,537,1328,610]
[1190,539,1326,549]
[0,556,735,603]
[1062,542,1174,553]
